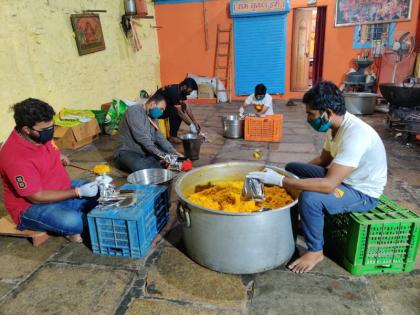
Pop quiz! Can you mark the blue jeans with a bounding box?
[114,150,162,173]
[285,162,378,252]
[17,180,98,235]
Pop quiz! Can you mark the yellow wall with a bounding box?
[0,0,160,141]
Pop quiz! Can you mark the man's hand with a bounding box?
[75,182,98,198]
[309,149,333,167]
[61,154,70,166]
[247,168,285,187]
[193,121,201,133]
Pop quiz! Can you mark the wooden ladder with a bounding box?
[213,24,232,103]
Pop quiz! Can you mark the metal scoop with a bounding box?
[241,176,265,201]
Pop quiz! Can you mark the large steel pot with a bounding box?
[175,162,299,274]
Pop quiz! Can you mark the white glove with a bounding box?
[189,123,198,134]
[76,182,98,198]
[162,153,178,164]
[247,168,285,187]
[239,107,245,116]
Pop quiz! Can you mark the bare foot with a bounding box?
[64,234,83,243]
[288,251,324,273]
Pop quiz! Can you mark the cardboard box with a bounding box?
[54,118,100,149]
[198,83,214,99]
[101,102,111,112]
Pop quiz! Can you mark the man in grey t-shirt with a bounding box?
[114,93,182,173]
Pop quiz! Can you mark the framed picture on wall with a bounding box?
[353,23,395,49]
[70,14,105,56]
[335,0,412,27]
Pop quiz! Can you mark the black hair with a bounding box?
[303,81,346,115]
[147,92,166,105]
[180,78,198,91]
[255,84,267,96]
[12,98,55,130]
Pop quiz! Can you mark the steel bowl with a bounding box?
[127,168,175,185]
[344,92,377,115]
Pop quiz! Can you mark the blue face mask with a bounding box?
[308,112,332,132]
[148,107,164,119]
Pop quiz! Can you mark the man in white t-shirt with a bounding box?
[248,81,387,274]
[239,84,274,116]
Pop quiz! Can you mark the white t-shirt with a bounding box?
[244,93,274,115]
[323,112,387,198]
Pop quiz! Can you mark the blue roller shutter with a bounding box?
[233,14,287,95]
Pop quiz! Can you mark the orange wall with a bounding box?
[156,0,419,100]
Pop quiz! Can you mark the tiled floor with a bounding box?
[0,101,419,315]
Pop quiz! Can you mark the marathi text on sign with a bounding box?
[232,0,286,14]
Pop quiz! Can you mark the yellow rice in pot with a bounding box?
[188,181,293,213]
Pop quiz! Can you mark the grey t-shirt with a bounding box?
[114,105,176,158]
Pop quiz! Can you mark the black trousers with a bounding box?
[162,105,182,137]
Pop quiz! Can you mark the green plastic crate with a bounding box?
[324,195,420,275]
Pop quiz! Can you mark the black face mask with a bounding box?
[30,126,54,144]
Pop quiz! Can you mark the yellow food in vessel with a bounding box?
[93,165,111,174]
[188,181,293,212]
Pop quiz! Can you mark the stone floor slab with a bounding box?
[269,142,317,153]
[0,236,66,281]
[268,151,315,164]
[217,148,267,162]
[51,243,145,270]
[367,271,420,315]
[199,144,224,156]
[0,263,134,315]
[280,134,318,144]
[250,269,378,315]
[146,247,247,309]
[0,283,13,300]
[193,156,216,168]
[126,298,242,315]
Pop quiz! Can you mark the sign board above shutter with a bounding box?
[230,0,290,17]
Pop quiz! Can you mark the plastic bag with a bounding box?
[54,109,95,127]
[104,99,129,135]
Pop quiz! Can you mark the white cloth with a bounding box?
[323,112,387,198]
[244,93,274,115]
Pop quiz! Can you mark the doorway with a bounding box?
[291,7,326,92]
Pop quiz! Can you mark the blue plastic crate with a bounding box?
[88,184,169,258]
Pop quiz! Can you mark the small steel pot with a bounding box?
[222,115,244,139]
